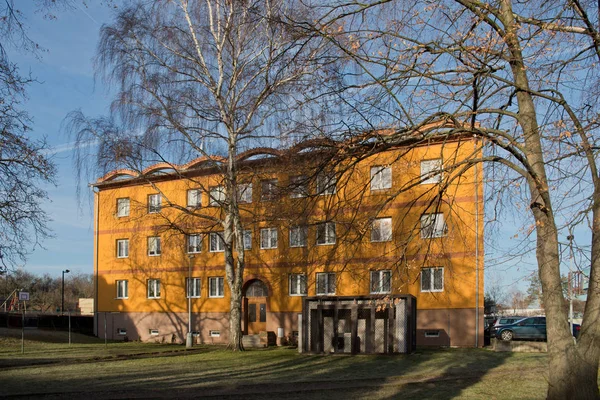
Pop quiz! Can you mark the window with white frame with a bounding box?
[420,213,447,238]
[289,175,308,198]
[260,228,278,249]
[237,183,253,203]
[116,280,128,299]
[370,270,392,294]
[116,239,129,258]
[316,173,336,195]
[289,274,307,296]
[370,166,392,190]
[289,226,308,248]
[371,218,393,242]
[209,186,225,206]
[186,277,201,298]
[148,194,161,213]
[316,272,336,295]
[261,179,278,201]
[148,236,161,256]
[147,279,161,298]
[421,267,444,292]
[420,159,443,184]
[117,198,130,217]
[187,189,201,208]
[187,234,202,254]
[316,222,336,245]
[243,230,252,250]
[209,277,224,298]
[209,232,225,252]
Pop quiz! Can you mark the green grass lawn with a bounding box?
[0,328,580,399]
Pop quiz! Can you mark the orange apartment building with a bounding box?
[92,136,484,347]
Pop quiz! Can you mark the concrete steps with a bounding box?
[242,334,264,348]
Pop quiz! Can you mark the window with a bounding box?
[260,228,278,249]
[187,189,201,208]
[116,239,129,258]
[116,198,130,217]
[371,218,392,242]
[316,222,336,245]
[117,328,127,336]
[209,232,225,252]
[237,183,253,203]
[420,213,447,238]
[209,277,224,298]
[289,175,308,198]
[421,267,444,292]
[261,179,278,201]
[289,226,308,248]
[289,274,307,296]
[187,234,202,254]
[421,159,443,184]
[370,270,392,294]
[209,186,225,206]
[148,236,161,256]
[209,330,221,337]
[149,329,159,336]
[147,279,161,298]
[245,280,268,297]
[370,166,392,190]
[116,280,128,299]
[316,272,336,295]
[425,330,440,338]
[186,277,201,298]
[316,173,336,195]
[243,230,252,250]
[148,194,161,213]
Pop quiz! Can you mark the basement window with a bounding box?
[425,330,440,338]
[149,329,159,336]
[209,330,221,337]
[117,328,127,336]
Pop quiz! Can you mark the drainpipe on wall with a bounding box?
[93,187,100,338]
[474,137,480,348]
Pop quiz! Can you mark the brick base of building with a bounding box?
[95,307,483,347]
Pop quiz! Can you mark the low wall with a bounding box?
[492,338,547,352]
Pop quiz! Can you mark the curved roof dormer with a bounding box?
[97,169,139,183]
[236,147,283,162]
[182,156,226,171]
[142,162,179,177]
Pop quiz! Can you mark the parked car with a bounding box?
[489,316,527,336]
[495,317,582,341]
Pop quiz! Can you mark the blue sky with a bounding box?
[7,3,114,278]
[6,2,546,295]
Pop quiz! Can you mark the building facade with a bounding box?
[93,136,484,347]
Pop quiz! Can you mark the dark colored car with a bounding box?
[495,317,582,341]
[489,316,527,337]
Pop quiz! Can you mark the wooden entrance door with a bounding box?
[244,280,268,334]
[247,297,267,334]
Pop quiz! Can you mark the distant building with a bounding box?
[92,136,484,347]
[77,298,94,315]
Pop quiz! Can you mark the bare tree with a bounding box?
[66,0,331,350]
[0,0,64,272]
[289,0,600,397]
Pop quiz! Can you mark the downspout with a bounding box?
[474,137,480,347]
[93,186,100,338]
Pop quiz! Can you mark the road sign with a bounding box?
[18,292,29,301]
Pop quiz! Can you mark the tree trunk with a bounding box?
[496,1,598,397]
[229,293,243,351]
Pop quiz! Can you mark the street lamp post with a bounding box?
[567,235,574,335]
[61,269,70,314]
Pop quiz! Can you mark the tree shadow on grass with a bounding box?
[0,346,523,399]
